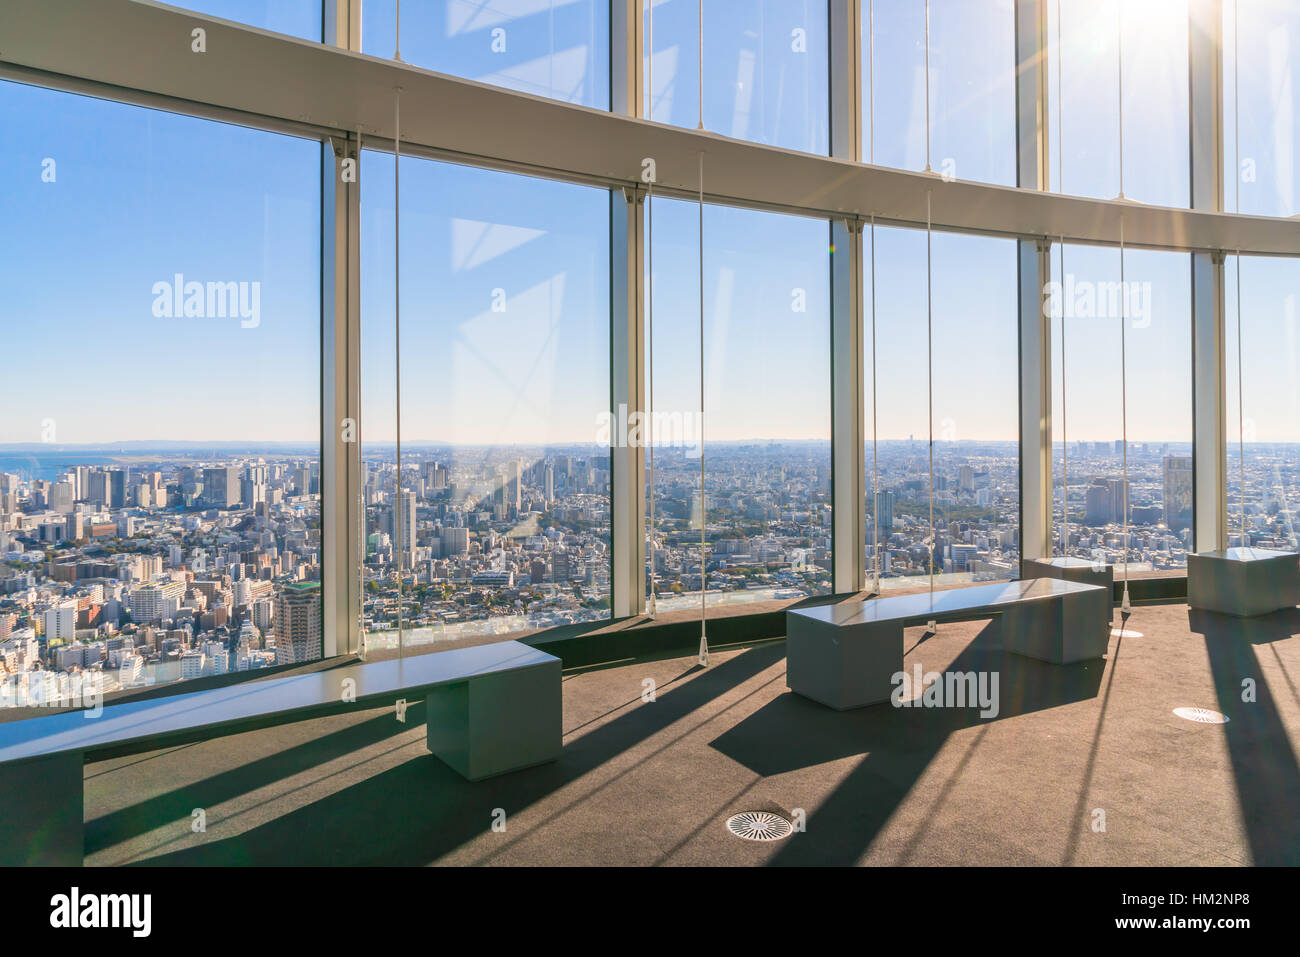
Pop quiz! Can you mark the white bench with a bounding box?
[786,578,1111,710]
[0,640,561,865]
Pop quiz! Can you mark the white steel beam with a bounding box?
[322,0,363,657]
[1190,0,1228,553]
[829,0,862,164]
[610,0,642,118]
[1016,0,1052,564]
[611,187,647,618]
[830,218,866,594]
[2,0,1299,256]
[321,132,362,657]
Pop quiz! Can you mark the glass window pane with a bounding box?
[1048,0,1190,206]
[648,0,829,154]
[1225,0,1300,217]
[1226,255,1300,549]
[864,0,1017,186]
[647,198,832,611]
[167,0,324,42]
[645,196,703,612]
[1050,244,1192,574]
[360,153,611,650]
[0,80,322,709]
[865,226,1019,589]
[363,0,610,109]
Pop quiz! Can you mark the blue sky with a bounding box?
[0,80,320,446]
[1,0,1296,446]
[360,153,610,446]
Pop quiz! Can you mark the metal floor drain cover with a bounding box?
[726,811,794,842]
[1111,628,1143,638]
[1173,706,1229,724]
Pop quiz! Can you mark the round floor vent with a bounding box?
[726,811,794,842]
[1173,706,1229,724]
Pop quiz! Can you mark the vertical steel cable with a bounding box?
[644,1,655,613]
[394,84,404,659]
[647,0,654,118]
[698,151,708,666]
[923,0,932,172]
[870,216,879,592]
[357,129,367,658]
[1234,0,1246,547]
[1236,249,1245,546]
[647,179,657,615]
[1060,236,1069,556]
[868,0,874,164]
[1057,0,1068,557]
[1116,0,1125,199]
[926,191,935,603]
[697,0,705,130]
[1120,216,1130,614]
[392,0,404,659]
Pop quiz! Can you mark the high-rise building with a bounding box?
[43,602,78,642]
[552,548,570,583]
[509,460,522,510]
[129,580,187,623]
[389,489,417,558]
[441,526,469,556]
[108,468,129,508]
[1085,482,1114,525]
[1162,455,1193,531]
[87,470,110,506]
[49,481,75,513]
[241,471,267,507]
[274,581,322,665]
[202,466,240,508]
[180,652,206,680]
[877,490,895,531]
[1085,478,1127,526]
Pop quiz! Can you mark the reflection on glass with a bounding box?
[168,0,324,42]
[864,0,1016,185]
[1225,0,1299,217]
[1225,255,1300,550]
[1047,0,1189,206]
[0,80,323,711]
[1050,244,1192,573]
[361,153,611,651]
[364,0,610,108]
[647,0,829,154]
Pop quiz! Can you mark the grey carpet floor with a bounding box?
[82,601,1300,865]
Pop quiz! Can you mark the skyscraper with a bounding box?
[393,489,417,559]
[877,489,895,531]
[274,582,322,665]
[1162,455,1193,531]
[108,468,129,508]
[202,466,239,508]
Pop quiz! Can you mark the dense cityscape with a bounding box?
[0,447,322,709]
[360,443,613,649]
[3,438,1296,708]
[1050,442,1195,574]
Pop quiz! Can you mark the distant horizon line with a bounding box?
[0,438,1250,452]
